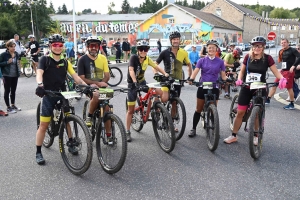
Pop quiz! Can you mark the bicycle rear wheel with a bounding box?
[206,104,220,151]
[108,67,123,87]
[248,106,264,159]
[168,97,186,141]
[36,102,55,148]
[23,63,33,78]
[229,94,239,131]
[151,103,176,153]
[59,114,92,175]
[96,113,127,174]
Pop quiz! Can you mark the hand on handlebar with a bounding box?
[235,79,243,86]
[35,86,45,98]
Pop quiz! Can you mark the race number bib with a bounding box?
[246,73,261,83]
[281,62,287,69]
[30,44,36,49]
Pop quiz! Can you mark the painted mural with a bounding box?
[137,7,213,42]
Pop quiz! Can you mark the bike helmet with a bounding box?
[229,43,236,46]
[250,36,266,45]
[232,49,240,57]
[102,39,107,44]
[169,31,181,40]
[81,37,87,41]
[206,39,219,47]
[49,34,64,43]
[28,35,35,39]
[136,40,149,47]
[86,36,101,45]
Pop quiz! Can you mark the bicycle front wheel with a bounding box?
[229,94,239,131]
[248,106,264,159]
[151,103,176,153]
[59,114,93,175]
[206,104,220,151]
[23,63,33,78]
[168,97,186,141]
[108,67,123,87]
[96,113,127,174]
[127,97,144,132]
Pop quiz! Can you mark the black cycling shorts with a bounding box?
[127,81,147,106]
[238,87,266,106]
[32,55,39,62]
[196,87,220,100]
[40,95,61,122]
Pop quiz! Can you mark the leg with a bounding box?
[10,77,18,105]
[88,91,99,117]
[3,76,12,107]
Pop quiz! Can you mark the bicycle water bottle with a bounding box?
[53,110,61,122]
[90,62,95,78]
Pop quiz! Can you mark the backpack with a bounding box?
[44,55,68,72]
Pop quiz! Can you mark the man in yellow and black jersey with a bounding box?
[35,34,87,165]
[155,31,192,97]
[77,36,110,127]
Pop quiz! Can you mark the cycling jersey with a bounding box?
[28,41,39,54]
[77,54,109,82]
[156,48,190,79]
[127,54,156,83]
[196,56,225,84]
[278,47,300,71]
[224,53,240,71]
[38,53,75,91]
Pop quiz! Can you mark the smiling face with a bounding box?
[251,42,264,55]
[171,37,180,47]
[281,39,289,49]
[50,42,64,54]
[207,44,217,56]
[87,42,100,57]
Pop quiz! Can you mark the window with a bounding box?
[290,34,294,39]
[289,26,295,30]
[216,8,221,16]
[214,32,219,37]
[280,34,285,39]
[169,18,175,23]
[272,26,276,31]
[281,26,285,30]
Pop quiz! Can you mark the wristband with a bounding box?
[38,82,43,86]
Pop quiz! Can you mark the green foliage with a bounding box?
[60,3,68,14]
[175,0,206,10]
[121,0,130,14]
[0,13,17,39]
[108,2,117,14]
[139,0,163,13]
[82,8,92,14]
[242,4,300,18]
[270,7,296,18]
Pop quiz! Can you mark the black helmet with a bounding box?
[86,36,101,45]
[169,31,181,40]
[137,40,149,47]
[102,39,107,44]
[250,36,266,45]
[49,34,64,43]
[206,39,219,47]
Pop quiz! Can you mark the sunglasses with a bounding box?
[51,43,64,48]
[137,47,149,52]
[297,48,300,50]
[88,43,100,49]
[252,45,264,49]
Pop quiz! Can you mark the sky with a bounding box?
[19,0,297,14]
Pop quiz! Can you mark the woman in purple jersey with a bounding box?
[188,40,229,137]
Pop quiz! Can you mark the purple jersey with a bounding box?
[196,56,225,83]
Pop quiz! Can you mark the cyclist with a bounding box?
[126,40,170,142]
[25,35,40,76]
[187,39,230,137]
[223,36,286,144]
[266,38,300,109]
[77,36,110,127]
[223,49,241,98]
[35,34,86,165]
[64,37,75,63]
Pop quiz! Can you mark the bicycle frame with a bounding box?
[136,88,158,123]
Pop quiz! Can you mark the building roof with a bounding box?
[268,18,300,26]
[175,4,243,31]
[225,0,261,17]
[50,13,153,22]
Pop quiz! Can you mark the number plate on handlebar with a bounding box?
[173,80,181,85]
[61,91,82,99]
[146,82,162,89]
[98,88,114,100]
[202,82,213,89]
[250,82,266,90]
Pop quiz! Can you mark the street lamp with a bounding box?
[18,0,34,36]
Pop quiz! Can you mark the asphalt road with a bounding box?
[1,53,299,199]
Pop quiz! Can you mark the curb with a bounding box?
[273,92,300,110]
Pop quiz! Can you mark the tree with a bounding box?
[82,8,92,14]
[49,1,55,14]
[61,3,68,14]
[57,6,62,14]
[108,2,117,14]
[0,13,17,39]
[121,0,130,14]
[270,7,296,18]
[139,0,163,13]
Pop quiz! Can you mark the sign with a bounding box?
[267,32,276,41]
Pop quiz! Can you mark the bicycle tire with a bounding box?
[127,97,144,132]
[108,67,123,87]
[82,100,95,141]
[151,103,176,153]
[206,104,220,151]
[229,94,239,131]
[23,63,33,78]
[96,113,127,174]
[168,97,186,141]
[59,114,93,175]
[248,106,263,159]
[36,102,55,148]
[200,111,205,128]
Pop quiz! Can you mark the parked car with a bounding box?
[0,40,5,49]
[184,44,203,55]
[242,43,250,51]
[289,42,296,46]
[147,47,160,57]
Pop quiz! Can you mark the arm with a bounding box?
[238,64,246,80]
[200,47,205,58]
[129,66,137,83]
[184,54,192,77]
[153,65,168,77]
[289,49,300,72]
[270,64,283,80]
[35,48,41,55]
[220,71,227,80]
[189,68,200,81]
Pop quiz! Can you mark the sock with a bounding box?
[290,101,294,105]
[69,138,73,142]
[192,111,201,130]
[267,97,271,100]
[88,113,93,118]
[36,145,42,154]
[232,133,237,137]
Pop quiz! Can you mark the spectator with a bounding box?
[0,67,8,116]
[0,40,22,114]
[11,34,23,73]
[188,45,200,70]
[64,37,75,63]
[114,38,122,63]
[101,39,110,64]
[122,38,131,62]
[157,39,162,53]
[25,35,40,76]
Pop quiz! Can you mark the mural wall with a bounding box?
[137,6,213,44]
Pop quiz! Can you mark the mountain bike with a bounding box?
[107,66,123,87]
[154,74,187,141]
[65,73,82,100]
[23,56,35,78]
[192,81,222,151]
[229,82,278,159]
[219,68,239,99]
[81,85,127,174]
[36,90,92,175]
[126,82,176,153]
